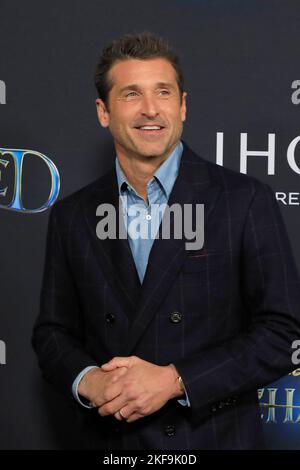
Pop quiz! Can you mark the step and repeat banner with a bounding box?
[1,0,300,450]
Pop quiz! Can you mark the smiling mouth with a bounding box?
[134,125,165,134]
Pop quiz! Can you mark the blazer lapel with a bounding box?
[83,167,141,323]
[122,142,222,355]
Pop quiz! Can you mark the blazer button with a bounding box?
[164,424,176,437]
[169,311,183,324]
[105,313,115,324]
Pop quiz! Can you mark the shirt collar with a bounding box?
[115,140,183,198]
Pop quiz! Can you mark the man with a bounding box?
[32,32,300,450]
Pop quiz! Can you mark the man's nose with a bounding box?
[140,94,159,117]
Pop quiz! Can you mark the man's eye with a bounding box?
[126,91,138,97]
[158,89,171,96]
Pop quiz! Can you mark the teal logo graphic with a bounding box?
[259,370,300,424]
[0,148,60,213]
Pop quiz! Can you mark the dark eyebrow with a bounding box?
[119,82,176,93]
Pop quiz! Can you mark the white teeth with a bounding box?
[139,126,162,130]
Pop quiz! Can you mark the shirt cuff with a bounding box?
[176,377,191,407]
[177,390,191,407]
[72,365,99,409]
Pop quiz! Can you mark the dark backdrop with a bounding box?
[1,0,300,449]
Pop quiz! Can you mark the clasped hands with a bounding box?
[78,356,184,423]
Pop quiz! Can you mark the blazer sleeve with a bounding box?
[32,201,99,400]
[173,181,300,421]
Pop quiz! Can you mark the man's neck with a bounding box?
[116,144,178,201]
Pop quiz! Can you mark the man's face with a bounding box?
[96,58,187,161]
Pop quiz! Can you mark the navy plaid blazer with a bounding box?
[32,141,300,450]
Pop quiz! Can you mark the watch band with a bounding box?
[178,375,185,394]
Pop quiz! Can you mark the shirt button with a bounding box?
[164,425,176,437]
[169,311,183,323]
[105,313,115,324]
[146,214,151,220]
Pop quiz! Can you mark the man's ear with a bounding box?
[95,98,110,128]
[181,91,187,123]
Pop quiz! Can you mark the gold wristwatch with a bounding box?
[177,375,185,395]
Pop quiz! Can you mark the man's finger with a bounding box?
[116,403,139,421]
[98,395,129,416]
[101,357,131,370]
